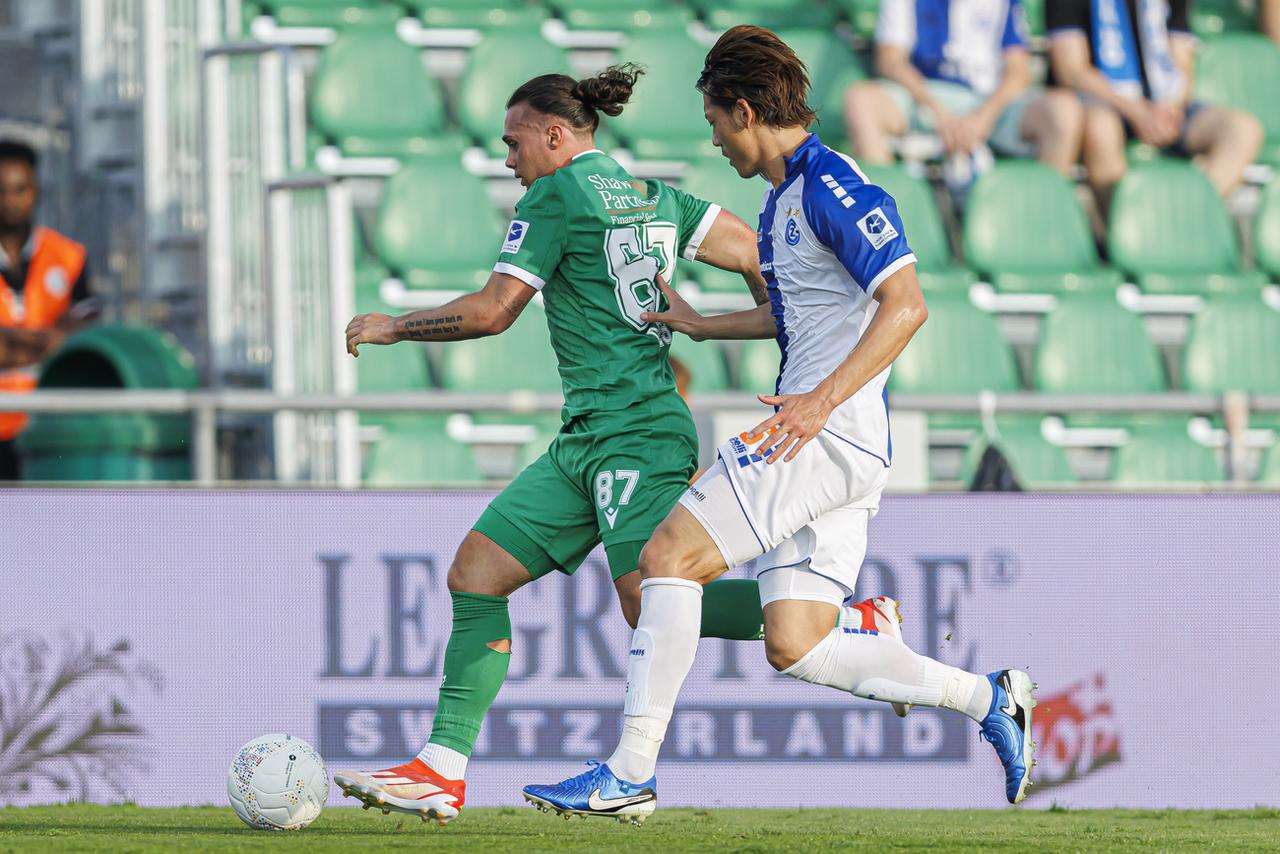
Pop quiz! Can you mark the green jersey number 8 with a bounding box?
[604,222,678,344]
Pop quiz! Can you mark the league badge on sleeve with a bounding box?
[856,207,898,250]
[502,220,530,254]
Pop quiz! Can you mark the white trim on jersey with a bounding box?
[681,203,723,262]
[493,262,545,290]
[864,252,918,297]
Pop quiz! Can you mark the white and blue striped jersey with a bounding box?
[878,0,1030,96]
[756,134,916,466]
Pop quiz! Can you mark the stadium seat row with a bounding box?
[250,0,1278,42]
[352,285,1280,400]
[360,153,1280,298]
[299,20,1280,172]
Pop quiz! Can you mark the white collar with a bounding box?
[570,149,604,161]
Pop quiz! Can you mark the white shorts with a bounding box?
[678,428,890,599]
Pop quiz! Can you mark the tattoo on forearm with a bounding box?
[402,314,462,339]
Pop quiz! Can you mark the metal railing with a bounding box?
[5,390,1277,488]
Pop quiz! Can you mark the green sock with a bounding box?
[700,578,764,640]
[428,591,512,757]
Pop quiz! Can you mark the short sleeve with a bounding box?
[1167,0,1191,33]
[803,168,916,296]
[876,0,916,49]
[664,183,722,262]
[1003,0,1030,49]
[494,177,567,290]
[1045,0,1090,34]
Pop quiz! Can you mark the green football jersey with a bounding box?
[495,149,720,418]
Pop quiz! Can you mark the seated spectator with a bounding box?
[1266,0,1280,45]
[0,140,98,480]
[845,0,1084,179]
[1047,0,1263,210]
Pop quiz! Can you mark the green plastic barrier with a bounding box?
[17,325,198,481]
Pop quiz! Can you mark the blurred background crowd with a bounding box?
[1,0,1278,491]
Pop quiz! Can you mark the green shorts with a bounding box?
[473,393,697,582]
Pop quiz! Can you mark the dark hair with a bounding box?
[697,25,817,128]
[506,64,645,133]
[0,139,37,170]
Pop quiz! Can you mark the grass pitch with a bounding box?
[0,804,1276,852]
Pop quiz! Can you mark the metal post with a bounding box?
[192,400,218,485]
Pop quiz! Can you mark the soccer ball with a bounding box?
[227,733,329,830]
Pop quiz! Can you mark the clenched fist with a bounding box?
[345,313,397,357]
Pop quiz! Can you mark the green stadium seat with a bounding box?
[551,0,692,30]
[458,30,572,157]
[438,303,561,392]
[1110,421,1224,485]
[364,414,483,485]
[1033,293,1165,393]
[1254,178,1280,279]
[1182,294,1280,393]
[610,30,716,159]
[375,157,503,290]
[831,0,881,40]
[404,0,548,29]
[352,283,432,402]
[962,162,1119,294]
[774,29,866,146]
[1193,34,1280,167]
[1191,0,1262,39]
[261,0,400,28]
[669,335,730,392]
[960,416,1076,488]
[692,0,835,29]
[470,410,565,469]
[859,164,975,293]
[679,157,767,293]
[1259,444,1280,486]
[889,291,1019,394]
[1108,162,1264,295]
[309,28,464,158]
[737,338,782,392]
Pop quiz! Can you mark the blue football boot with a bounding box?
[980,669,1038,804]
[523,761,656,826]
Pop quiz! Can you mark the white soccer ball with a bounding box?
[227,733,329,830]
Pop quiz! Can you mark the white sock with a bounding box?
[605,577,703,783]
[783,626,993,722]
[417,742,468,780]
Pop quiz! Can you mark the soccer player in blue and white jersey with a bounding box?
[524,26,1036,823]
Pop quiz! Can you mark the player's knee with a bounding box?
[764,632,812,672]
[637,528,697,581]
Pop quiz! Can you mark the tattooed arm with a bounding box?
[345,272,536,356]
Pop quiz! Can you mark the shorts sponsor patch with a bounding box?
[502,220,530,255]
[856,207,898,250]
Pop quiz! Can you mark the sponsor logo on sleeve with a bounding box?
[502,220,529,254]
[857,207,898,250]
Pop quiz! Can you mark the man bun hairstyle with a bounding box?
[507,64,645,132]
[697,25,818,128]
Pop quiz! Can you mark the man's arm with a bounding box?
[345,271,535,356]
[955,48,1031,151]
[689,209,769,305]
[877,44,947,122]
[1048,31,1172,145]
[641,277,775,340]
[748,265,927,463]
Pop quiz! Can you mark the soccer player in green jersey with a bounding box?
[335,66,901,824]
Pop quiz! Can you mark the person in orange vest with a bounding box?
[0,139,98,479]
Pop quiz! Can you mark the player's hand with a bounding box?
[746,388,836,464]
[640,275,708,340]
[345,313,398,357]
[952,111,995,154]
